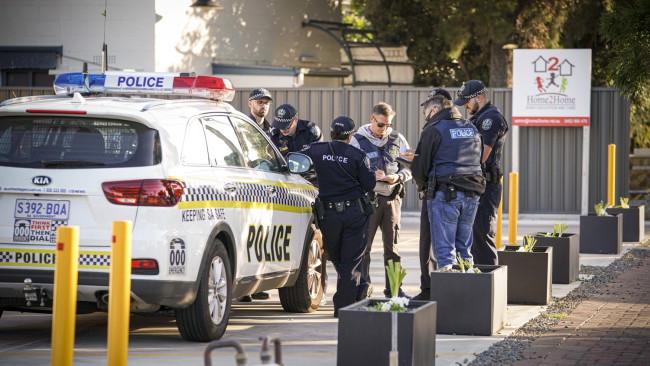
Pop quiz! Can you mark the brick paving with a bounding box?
[513,250,650,366]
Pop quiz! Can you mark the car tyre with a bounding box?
[175,240,232,341]
[279,227,325,312]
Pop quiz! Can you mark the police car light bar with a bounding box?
[53,72,235,102]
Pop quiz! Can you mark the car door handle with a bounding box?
[224,183,237,194]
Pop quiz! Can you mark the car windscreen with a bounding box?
[0,116,161,168]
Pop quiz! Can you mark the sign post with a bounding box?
[512,49,592,214]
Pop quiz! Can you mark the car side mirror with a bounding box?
[287,153,312,174]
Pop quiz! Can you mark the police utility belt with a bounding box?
[311,194,375,229]
[426,175,486,202]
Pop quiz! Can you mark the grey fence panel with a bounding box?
[0,86,630,213]
[588,88,631,211]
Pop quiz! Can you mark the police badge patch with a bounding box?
[481,118,493,130]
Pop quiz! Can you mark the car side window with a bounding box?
[201,116,246,168]
[229,117,282,172]
[181,119,209,166]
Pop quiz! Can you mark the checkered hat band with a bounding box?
[275,116,293,123]
[248,91,270,101]
[462,88,486,99]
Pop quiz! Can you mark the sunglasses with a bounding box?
[372,116,392,128]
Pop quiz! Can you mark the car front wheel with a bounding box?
[279,227,324,312]
[175,240,232,341]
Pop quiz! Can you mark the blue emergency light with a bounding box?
[53,71,235,102]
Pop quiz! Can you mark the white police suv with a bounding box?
[0,71,324,341]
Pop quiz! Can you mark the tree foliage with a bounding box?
[351,0,650,147]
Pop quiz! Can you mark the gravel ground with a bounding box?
[468,240,650,366]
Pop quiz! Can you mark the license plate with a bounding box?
[14,199,71,220]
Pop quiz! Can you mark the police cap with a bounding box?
[420,87,453,106]
[454,80,486,106]
[273,104,297,129]
[248,88,273,101]
[331,116,355,135]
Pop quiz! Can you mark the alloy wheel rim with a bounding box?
[307,238,322,300]
[207,256,227,324]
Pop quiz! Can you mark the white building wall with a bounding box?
[155,0,341,75]
[0,0,155,73]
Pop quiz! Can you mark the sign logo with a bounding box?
[528,55,576,110]
[32,176,52,186]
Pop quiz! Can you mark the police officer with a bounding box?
[454,80,509,265]
[411,93,485,271]
[247,88,273,134]
[302,116,378,316]
[410,88,452,300]
[350,102,412,298]
[270,104,322,156]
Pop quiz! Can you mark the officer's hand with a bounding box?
[375,169,386,181]
[382,174,400,184]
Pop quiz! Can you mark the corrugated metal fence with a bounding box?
[1,86,630,213]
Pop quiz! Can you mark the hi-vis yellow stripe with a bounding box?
[166,176,318,192]
[178,200,312,214]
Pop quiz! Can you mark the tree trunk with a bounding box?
[489,42,509,87]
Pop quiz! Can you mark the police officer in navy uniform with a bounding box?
[247,88,273,134]
[302,116,378,316]
[411,92,485,271]
[454,80,509,265]
[270,104,322,156]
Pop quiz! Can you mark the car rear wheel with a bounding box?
[279,227,324,312]
[175,240,232,341]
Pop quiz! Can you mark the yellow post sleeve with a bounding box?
[107,221,132,366]
[51,226,79,366]
[496,176,504,249]
[508,172,519,245]
[607,144,616,207]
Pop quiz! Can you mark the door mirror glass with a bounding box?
[287,152,312,174]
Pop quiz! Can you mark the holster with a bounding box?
[484,164,502,183]
[426,178,437,200]
[311,198,326,229]
[359,193,377,216]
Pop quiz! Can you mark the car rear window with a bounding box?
[0,116,161,168]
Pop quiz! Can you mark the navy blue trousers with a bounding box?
[319,203,369,313]
[471,181,501,265]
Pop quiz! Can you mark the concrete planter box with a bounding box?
[430,265,507,336]
[533,233,580,284]
[579,214,623,254]
[606,205,645,242]
[337,299,437,366]
[497,246,552,305]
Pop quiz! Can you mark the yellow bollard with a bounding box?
[508,172,519,245]
[496,176,504,249]
[607,144,616,207]
[107,221,132,366]
[51,226,80,366]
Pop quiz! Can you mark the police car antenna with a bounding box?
[101,0,108,73]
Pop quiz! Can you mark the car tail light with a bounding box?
[102,179,184,206]
[132,258,159,275]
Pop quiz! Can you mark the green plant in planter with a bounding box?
[456,253,481,273]
[542,223,568,237]
[372,260,409,312]
[618,197,630,208]
[594,201,610,216]
[522,235,537,252]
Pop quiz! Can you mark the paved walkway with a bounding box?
[514,248,650,366]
